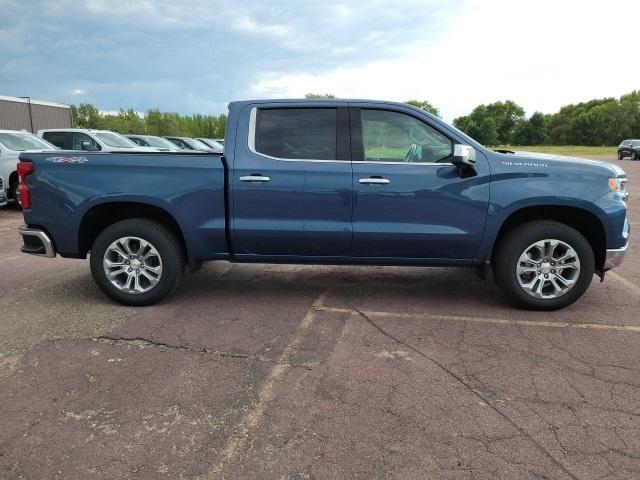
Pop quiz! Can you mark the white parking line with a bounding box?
[0,255,24,263]
[316,306,640,333]
[608,271,640,297]
[208,290,330,478]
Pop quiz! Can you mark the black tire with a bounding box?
[618,151,623,160]
[90,219,184,306]
[492,220,595,310]
[9,179,21,210]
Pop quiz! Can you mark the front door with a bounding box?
[350,106,490,261]
[231,105,353,258]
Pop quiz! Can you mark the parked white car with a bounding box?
[0,130,58,205]
[37,129,161,153]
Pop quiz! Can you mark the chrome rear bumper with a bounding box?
[19,225,56,258]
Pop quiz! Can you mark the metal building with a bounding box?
[0,95,72,133]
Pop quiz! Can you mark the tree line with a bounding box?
[452,91,640,146]
[71,104,227,139]
[71,90,640,146]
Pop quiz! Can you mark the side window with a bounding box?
[43,132,72,149]
[72,133,100,150]
[131,137,144,146]
[255,108,337,160]
[361,109,453,163]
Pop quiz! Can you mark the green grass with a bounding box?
[368,145,618,160]
[365,146,407,160]
[493,145,617,158]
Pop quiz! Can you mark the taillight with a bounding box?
[17,161,34,209]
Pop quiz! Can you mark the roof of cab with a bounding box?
[228,98,417,110]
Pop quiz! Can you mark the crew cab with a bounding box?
[0,130,58,206]
[38,129,160,152]
[18,99,630,310]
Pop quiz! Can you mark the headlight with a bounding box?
[609,177,628,200]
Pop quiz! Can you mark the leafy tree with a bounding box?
[405,100,441,118]
[71,104,227,138]
[71,103,103,129]
[454,116,499,145]
[512,112,549,145]
[453,100,524,145]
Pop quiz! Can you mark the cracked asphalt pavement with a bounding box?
[1,157,640,479]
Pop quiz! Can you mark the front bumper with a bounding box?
[604,241,628,270]
[19,225,56,258]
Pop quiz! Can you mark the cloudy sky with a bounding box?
[1,0,638,121]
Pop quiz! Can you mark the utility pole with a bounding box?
[19,96,35,133]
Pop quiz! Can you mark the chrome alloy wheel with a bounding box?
[102,236,163,294]
[516,239,580,299]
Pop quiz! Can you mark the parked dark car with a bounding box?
[196,138,224,152]
[126,134,180,151]
[618,139,640,160]
[164,136,214,151]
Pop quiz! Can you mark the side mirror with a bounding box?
[451,144,477,176]
[81,140,99,151]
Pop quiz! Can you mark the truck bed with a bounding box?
[19,151,229,264]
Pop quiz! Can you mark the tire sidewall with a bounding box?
[10,180,22,210]
[90,220,183,306]
[494,222,595,310]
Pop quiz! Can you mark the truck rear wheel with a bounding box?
[90,219,184,306]
[492,221,594,310]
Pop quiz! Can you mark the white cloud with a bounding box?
[71,88,86,96]
[248,0,640,121]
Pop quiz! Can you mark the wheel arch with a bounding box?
[8,170,18,198]
[78,201,190,265]
[491,205,607,271]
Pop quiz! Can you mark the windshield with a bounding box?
[0,132,57,151]
[186,138,213,150]
[201,139,224,150]
[94,132,137,148]
[143,136,178,149]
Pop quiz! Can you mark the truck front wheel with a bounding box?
[492,221,595,310]
[90,219,184,306]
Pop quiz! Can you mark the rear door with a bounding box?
[231,104,353,258]
[350,105,490,261]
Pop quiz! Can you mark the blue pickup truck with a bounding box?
[17,99,629,310]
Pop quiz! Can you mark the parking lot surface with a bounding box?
[1,157,640,480]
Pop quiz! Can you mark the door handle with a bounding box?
[359,177,390,185]
[240,175,270,183]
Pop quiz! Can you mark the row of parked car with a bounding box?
[0,128,224,207]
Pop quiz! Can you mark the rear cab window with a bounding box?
[254,108,338,160]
